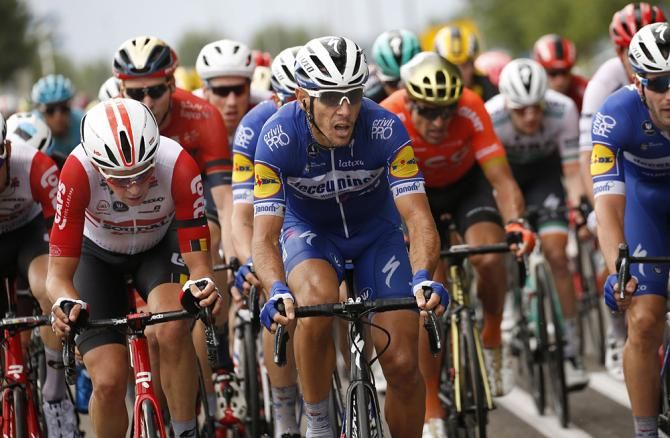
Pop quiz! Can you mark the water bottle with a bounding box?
[75,364,92,414]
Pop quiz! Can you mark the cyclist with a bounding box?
[31,74,84,169]
[381,51,534,436]
[365,29,421,103]
[231,45,302,438]
[434,24,498,101]
[487,58,589,388]
[592,22,670,437]
[97,76,121,102]
[253,36,449,437]
[474,50,512,88]
[0,113,76,435]
[533,34,589,112]
[578,2,666,380]
[48,98,222,437]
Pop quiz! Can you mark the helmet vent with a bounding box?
[119,131,133,163]
[138,136,146,161]
[104,145,120,166]
[352,53,362,78]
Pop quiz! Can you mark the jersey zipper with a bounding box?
[330,148,350,238]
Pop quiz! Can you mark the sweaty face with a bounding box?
[122,77,173,128]
[638,72,670,132]
[205,76,251,134]
[508,104,544,136]
[298,88,363,147]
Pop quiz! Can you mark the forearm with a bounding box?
[211,185,235,262]
[407,214,440,275]
[252,233,286,290]
[492,178,525,222]
[595,197,626,273]
[182,251,215,282]
[579,150,595,205]
[231,205,254,262]
[563,162,585,206]
[45,269,80,303]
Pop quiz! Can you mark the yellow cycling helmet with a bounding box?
[434,24,481,65]
[400,51,463,106]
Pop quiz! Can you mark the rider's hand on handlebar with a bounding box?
[233,257,262,302]
[412,270,449,317]
[604,273,637,312]
[505,220,536,256]
[50,298,88,337]
[183,277,223,315]
[260,281,295,332]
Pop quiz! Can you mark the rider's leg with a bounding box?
[262,328,299,436]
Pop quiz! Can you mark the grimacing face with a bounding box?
[296,88,363,147]
[205,76,252,134]
[636,72,670,133]
[122,77,174,128]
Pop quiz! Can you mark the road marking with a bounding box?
[587,372,630,408]
[495,387,593,438]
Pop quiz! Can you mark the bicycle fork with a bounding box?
[128,333,166,438]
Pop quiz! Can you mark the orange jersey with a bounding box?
[380,88,506,188]
[161,88,232,186]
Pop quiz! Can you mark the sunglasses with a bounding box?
[209,84,248,98]
[100,163,155,189]
[124,83,169,101]
[412,102,458,121]
[639,75,670,93]
[43,103,71,116]
[546,69,570,77]
[305,86,364,108]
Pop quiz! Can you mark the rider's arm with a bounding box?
[45,256,80,304]
[579,151,595,205]
[231,149,256,261]
[29,150,59,226]
[232,203,254,261]
[481,158,525,223]
[559,98,585,206]
[251,214,285,290]
[595,194,625,274]
[395,193,439,274]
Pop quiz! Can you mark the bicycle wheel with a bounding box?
[329,371,344,437]
[460,311,487,438]
[242,322,260,438]
[537,263,569,427]
[577,241,606,365]
[12,387,26,438]
[530,274,548,416]
[660,343,670,433]
[353,382,371,438]
[139,399,160,438]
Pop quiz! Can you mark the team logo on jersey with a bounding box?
[592,113,616,138]
[590,144,615,175]
[112,201,129,212]
[232,154,254,183]
[642,120,656,136]
[389,146,419,178]
[254,163,281,198]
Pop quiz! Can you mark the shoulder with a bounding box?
[483,93,507,124]
[234,100,278,153]
[545,89,578,117]
[600,85,639,113]
[379,89,407,113]
[358,99,408,144]
[171,88,220,120]
[593,86,641,142]
[9,139,39,163]
[256,102,303,159]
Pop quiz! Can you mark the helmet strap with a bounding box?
[304,96,351,149]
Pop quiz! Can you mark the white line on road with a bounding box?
[495,387,593,438]
[587,372,630,409]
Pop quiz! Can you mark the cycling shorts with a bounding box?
[280,218,413,301]
[511,153,567,235]
[425,166,502,238]
[0,215,49,280]
[75,228,188,355]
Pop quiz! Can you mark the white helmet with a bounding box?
[628,22,670,75]
[196,39,255,81]
[6,112,52,151]
[98,76,121,102]
[271,46,300,100]
[81,98,159,175]
[295,36,368,90]
[498,58,548,108]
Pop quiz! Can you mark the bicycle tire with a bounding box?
[537,263,569,427]
[531,269,548,416]
[243,322,260,438]
[577,241,606,365]
[13,387,26,438]
[660,341,670,433]
[354,382,371,438]
[329,371,344,437]
[139,399,160,438]
[461,311,487,438]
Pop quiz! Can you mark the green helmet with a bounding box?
[372,29,421,82]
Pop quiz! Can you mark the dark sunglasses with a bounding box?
[43,103,71,116]
[640,75,670,93]
[546,69,570,77]
[305,87,364,108]
[412,102,458,121]
[209,84,247,98]
[124,83,169,101]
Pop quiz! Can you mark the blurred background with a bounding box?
[0,0,641,110]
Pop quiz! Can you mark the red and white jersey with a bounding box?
[0,140,58,234]
[50,136,210,257]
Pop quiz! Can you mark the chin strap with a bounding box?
[304,96,352,149]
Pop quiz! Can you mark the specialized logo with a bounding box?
[592,113,616,138]
[590,144,615,175]
[112,201,129,212]
[232,153,254,183]
[254,163,282,199]
[382,255,400,288]
[234,125,255,149]
[390,145,419,178]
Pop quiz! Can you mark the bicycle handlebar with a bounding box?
[616,243,670,301]
[213,258,241,272]
[0,315,51,331]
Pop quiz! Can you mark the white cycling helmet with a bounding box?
[196,39,255,81]
[294,36,368,90]
[98,76,121,102]
[498,58,548,109]
[6,112,52,151]
[628,22,670,75]
[81,98,159,175]
[271,46,300,100]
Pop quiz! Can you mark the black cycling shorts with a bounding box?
[425,166,503,239]
[74,229,188,356]
[511,153,567,234]
[0,215,49,280]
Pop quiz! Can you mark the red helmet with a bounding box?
[609,3,666,50]
[252,50,272,67]
[533,34,577,70]
[474,50,512,87]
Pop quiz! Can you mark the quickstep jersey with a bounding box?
[50,137,209,257]
[253,99,424,239]
[0,140,58,234]
[486,89,579,165]
[232,99,279,205]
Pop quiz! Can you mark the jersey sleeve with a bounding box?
[378,112,425,199]
[253,117,291,217]
[49,155,90,257]
[171,150,211,254]
[558,99,580,164]
[198,106,232,187]
[590,94,628,198]
[232,118,259,205]
[467,93,507,168]
[29,151,59,221]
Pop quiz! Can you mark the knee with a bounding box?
[543,245,569,272]
[91,370,127,404]
[155,319,191,352]
[470,253,504,279]
[628,311,664,349]
[382,347,420,388]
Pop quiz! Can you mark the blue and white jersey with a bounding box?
[591,85,670,198]
[232,99,279,205]
[253,98,424,239]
